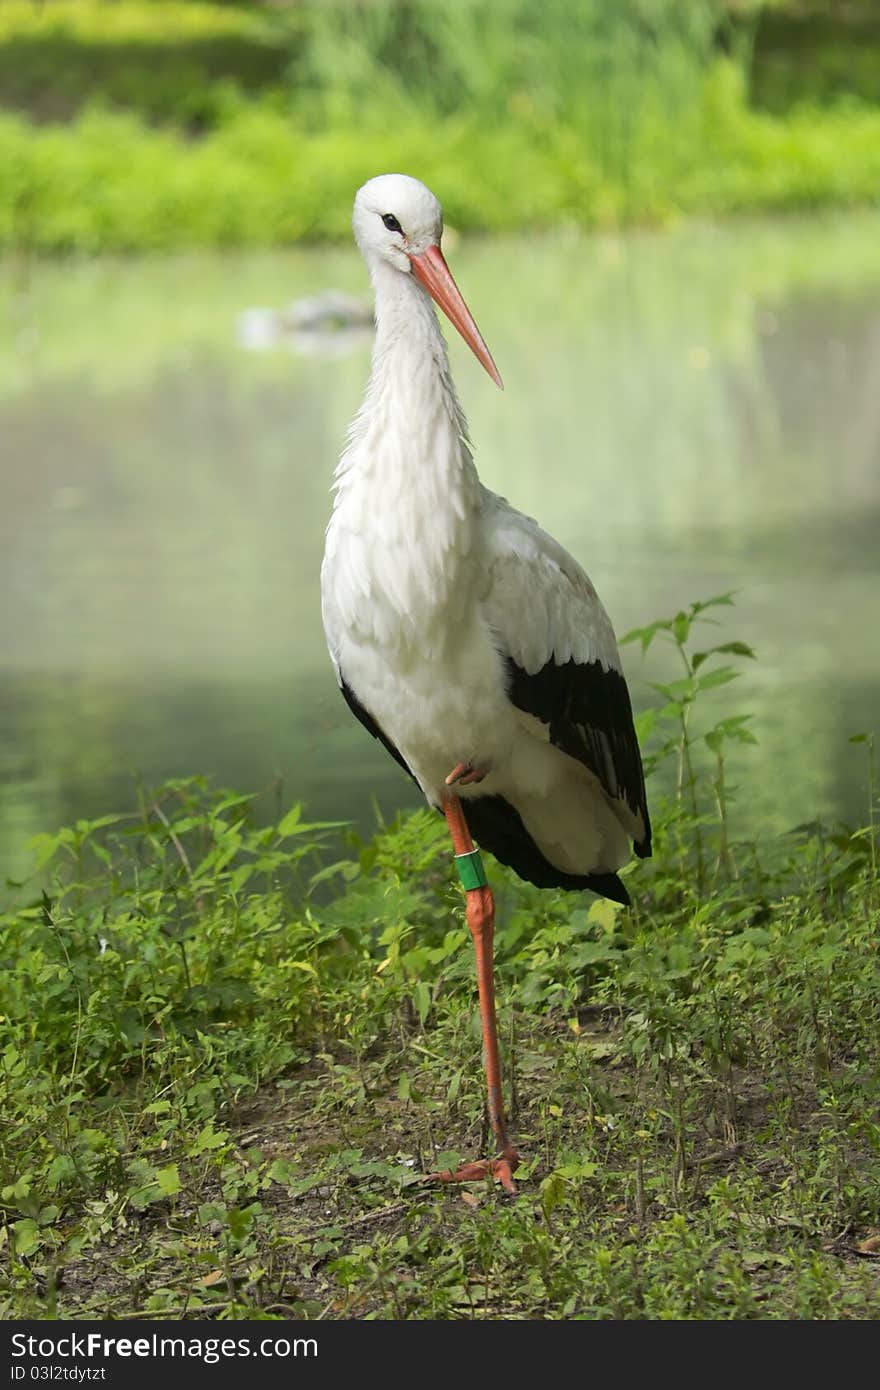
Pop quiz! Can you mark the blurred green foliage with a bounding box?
[0,0,879,251]
[3,67,880,253]
[0,1,288,128]
[750,1,880,111]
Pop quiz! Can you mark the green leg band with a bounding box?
[455,849,488,891]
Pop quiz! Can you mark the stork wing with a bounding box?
[479,491,651,857]
[338,675,416,783]
[321,567,418,787]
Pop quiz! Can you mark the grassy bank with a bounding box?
[1,1,880,251]
[2,601,878,1319]
[4,76,880,253]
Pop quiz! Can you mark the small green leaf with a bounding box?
[190,1124,227,1156]
[156,1164,181,1197]
[226,1205,256,1240]
[144,1100,172,1116]
[695,666,740,692]
[13,1219,41,1257]
[714,641,755,659]
[555,1160,598,1181]
[634,708,657,741]
[691,592,736,615]
[268,1158,299,1185]
[412,980,430,1027]
[276,805,303,836]
[620,618,670,654]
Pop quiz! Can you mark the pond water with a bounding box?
[2,213,879,885]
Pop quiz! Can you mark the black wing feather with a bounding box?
[462,795,630,904]
[339,676,417,784]
[504,655,651,858]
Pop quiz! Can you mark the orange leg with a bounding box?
[425,789,519,1195]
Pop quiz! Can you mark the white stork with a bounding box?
[321,174,650,1192]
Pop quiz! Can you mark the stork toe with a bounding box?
[445,760,490,786]
[424,1148,520,1196]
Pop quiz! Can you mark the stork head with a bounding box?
[353,173,442,269]
[353,173,502,389]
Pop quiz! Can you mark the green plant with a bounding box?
[622,592,758,895]
[1,594,877,1320]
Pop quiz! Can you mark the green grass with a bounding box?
[3,71,880,253]
[2,599,878,1319]
[1,0,880,251]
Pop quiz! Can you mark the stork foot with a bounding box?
[423,1147,520,1196]
[445,760,490,787]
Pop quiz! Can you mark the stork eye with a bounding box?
[381,213,404,234]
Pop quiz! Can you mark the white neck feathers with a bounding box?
[326,256,481,646]
[343,260,471,475]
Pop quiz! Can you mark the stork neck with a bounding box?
[372,258,437,342]
[328,256,480,635]
[367,259,463,421]
[335,255,478,509]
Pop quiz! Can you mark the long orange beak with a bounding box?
[409,244,503,389]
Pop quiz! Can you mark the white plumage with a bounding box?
[322,174,649,903]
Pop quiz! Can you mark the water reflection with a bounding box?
[1,214,879,885]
